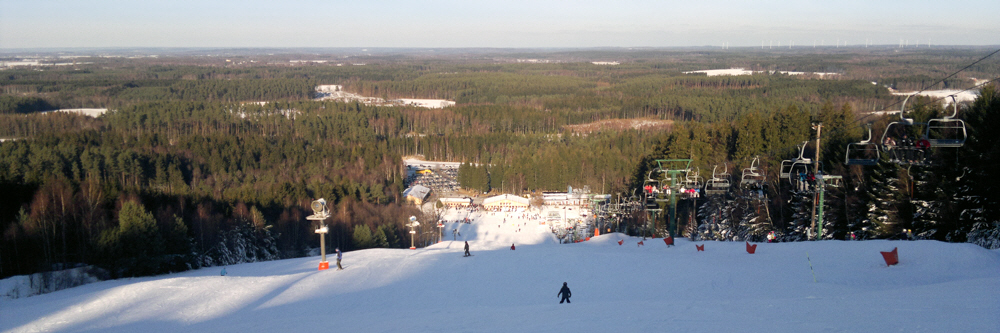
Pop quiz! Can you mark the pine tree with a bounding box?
[373,225,389,248]
[863,159,904,238]
[697,196,736,241]
[353,224,375,249]
[734,188,772,242]
[783,190,812,242]
[98,201,165,277]
[202,218,279,267]
[959,85,1000,248]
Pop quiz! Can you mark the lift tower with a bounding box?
[655,159,693,238]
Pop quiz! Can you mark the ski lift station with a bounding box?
[482,194,529,210]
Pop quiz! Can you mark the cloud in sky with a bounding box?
[2,0,997,48]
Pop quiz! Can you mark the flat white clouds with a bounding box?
[1,0,997,48]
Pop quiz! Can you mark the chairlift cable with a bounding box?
[724,49,1000,175]
[913,48,1000,96]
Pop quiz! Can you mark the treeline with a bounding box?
[0,100,425,279]
[1,67,316,109]
[406,130,656,195]
[0,96,57,114]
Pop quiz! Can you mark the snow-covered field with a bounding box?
[398,99,456,109]
[314,86,455,108]
[683,68,755,76]
[403,158,462,170]
[38,108,109,118]
[2,208,998,333]
[892,89,981,104]
[682,68,839,77]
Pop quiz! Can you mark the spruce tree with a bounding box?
[863,159,904,238]
[959,85,1000,248]
[353,224,375,249]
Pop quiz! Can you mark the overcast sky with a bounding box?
[1,0,998,49]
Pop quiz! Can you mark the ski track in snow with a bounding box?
[2,208,999,333]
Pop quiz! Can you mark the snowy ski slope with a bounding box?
[2,208,998,332]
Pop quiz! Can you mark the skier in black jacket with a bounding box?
[464,241,470,257]
[557,282,571,304]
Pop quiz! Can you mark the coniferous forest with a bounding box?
[1,47,998,279]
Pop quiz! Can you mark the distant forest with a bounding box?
[1,47,998,279]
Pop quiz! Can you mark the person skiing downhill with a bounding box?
[335,248,343,270]
[464,241,471,257]
[557,282,571,304]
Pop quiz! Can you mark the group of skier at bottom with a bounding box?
[464,241,572,304]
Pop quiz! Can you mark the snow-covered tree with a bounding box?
[782,188,812,242]
[861,158,905,238]
[201,217,279,267]
[697,196,737,241]
[958,85,1000,248]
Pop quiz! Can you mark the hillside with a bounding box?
[2,208,998,333]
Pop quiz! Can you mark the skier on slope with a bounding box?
[336,248,343,270]
[557,282,572,304]
[464,241,471,257]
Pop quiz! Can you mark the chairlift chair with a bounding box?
[821,174,843,188]
[706,164,730,195]
[682,168,703,194]
[880,95,930,165]
[845,125,881,166]
[924,95,967,148]
[741,156,765,188]
[782,142,814,183]
[779,160,794,180]
[641,170,663,210]
[787,160,815,183]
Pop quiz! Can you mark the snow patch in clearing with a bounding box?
[891,89,980,104]
[41,108,108,117]
[683,68,839,77]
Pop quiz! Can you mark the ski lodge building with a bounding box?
[482,194,529,210]
[402,185,431,205]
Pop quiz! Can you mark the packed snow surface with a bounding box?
[2,208,998,332]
